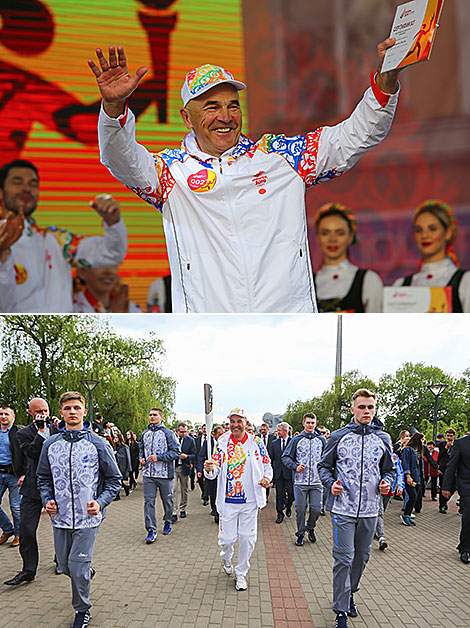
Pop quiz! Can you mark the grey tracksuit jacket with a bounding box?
[282,431,326,485]
[37,423,122,529]
[318,420,395,518]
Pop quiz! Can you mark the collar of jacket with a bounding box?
[147,423,165,431]
[300,430,317,439]
[181,131,255,165]
[61,420,92,441]
[345,419,381,435]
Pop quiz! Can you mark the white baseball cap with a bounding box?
[227,408,247,420]
[181,64,246,106]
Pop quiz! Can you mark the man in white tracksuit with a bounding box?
[0,159,128,312]
[204,408,272,591]
[88,39,402,312]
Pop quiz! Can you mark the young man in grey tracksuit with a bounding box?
[318,389,395,628]
[282,413,326,545]
[37,391,122,628]
[139,408,180,542]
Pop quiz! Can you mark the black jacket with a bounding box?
[115,445,131,480]
[271,436,294,481]
[442,435,470,496]
[176,435,197,476]
[16,422,59,500]
[4,423,25,477]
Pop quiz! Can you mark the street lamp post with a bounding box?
[427,383,448,443]
[80,378,100,424]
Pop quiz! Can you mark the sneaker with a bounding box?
[409,513,416,518]
[71,609,91,628]
[222,559,233,575]
[439,507,447,514]
[348,595,358,617]
[145,529,157,543]
[408,517,416,526]
[235,575,248,591]
[295,535,304,546]
[400,514,412,526]
[90,567,96,580]
[162,522,172,535]
[180,511,186,519]
[335,611,348,628]
[308,530,317,543]
[378,537,388,551]
[171,514,178,523]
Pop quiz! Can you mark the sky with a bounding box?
[106,313,469,426]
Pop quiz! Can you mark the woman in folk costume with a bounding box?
[393,200,470,312]
[314,202,383,312]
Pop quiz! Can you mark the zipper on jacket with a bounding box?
[69,441,75,529]
[308,438,312,485]
[356,427,365,517]
[221,172,255,311]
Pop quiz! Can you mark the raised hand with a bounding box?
[375,38,401,94]
[87,45,148,117]
[90,193,120,226]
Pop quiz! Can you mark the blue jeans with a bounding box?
[0,471,22,535]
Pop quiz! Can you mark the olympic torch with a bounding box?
[204,383,213,461]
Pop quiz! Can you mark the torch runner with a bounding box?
[204,383,213,461]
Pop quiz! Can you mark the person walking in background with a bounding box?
[139,408,180,542]
[424,440,439,501]
[0,405,24,549]
[198,425,224,524]
[126,431,140,491]
[401,432,425,526]
[441,433,470,564]
[4,398,59,586]
[113,431,131,499]
[172,421,196,521]
[270,421,294,524]
[282,413,326,546]
[438,428,456,513]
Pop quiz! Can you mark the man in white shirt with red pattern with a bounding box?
[0,160,127,312]
[204,408,272,591]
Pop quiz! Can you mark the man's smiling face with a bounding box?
[180,83,242,158]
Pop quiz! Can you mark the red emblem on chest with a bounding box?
[252,170,267,194]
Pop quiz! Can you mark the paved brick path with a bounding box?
[0,486,467,627]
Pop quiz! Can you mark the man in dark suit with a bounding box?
[198,425,224,523]
[270,421,294,523]
[442,434,470,564]
[256,422,276,502]
[0,405,24,548]
[4,397,58,586]
[195,425,209,504]
[172,422,197,521]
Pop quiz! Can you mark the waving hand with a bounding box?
[88,46,148,117]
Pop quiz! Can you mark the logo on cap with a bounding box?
[187,169,217,193]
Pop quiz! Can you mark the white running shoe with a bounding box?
[235,575,248,591]
[222,559,233,575]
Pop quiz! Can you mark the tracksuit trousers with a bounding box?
[331,514,377,614]
[143,476,173,529]
[295,484,322,536]
[53,526,99,612]
[219,503,258,578]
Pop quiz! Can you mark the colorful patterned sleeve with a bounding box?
[256,128,335,189]
[255,437,273,479]
[43,226,86,266]
[126,151,177,214]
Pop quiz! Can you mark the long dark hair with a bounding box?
[406,432,424,455]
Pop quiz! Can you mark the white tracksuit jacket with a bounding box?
[0,218,127,313]
[98,74,399,313]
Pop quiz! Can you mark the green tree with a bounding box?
[0,315,176,435]
[378,362,463,441]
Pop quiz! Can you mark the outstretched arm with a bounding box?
[375,38,402,94]
[88,46,148,118]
